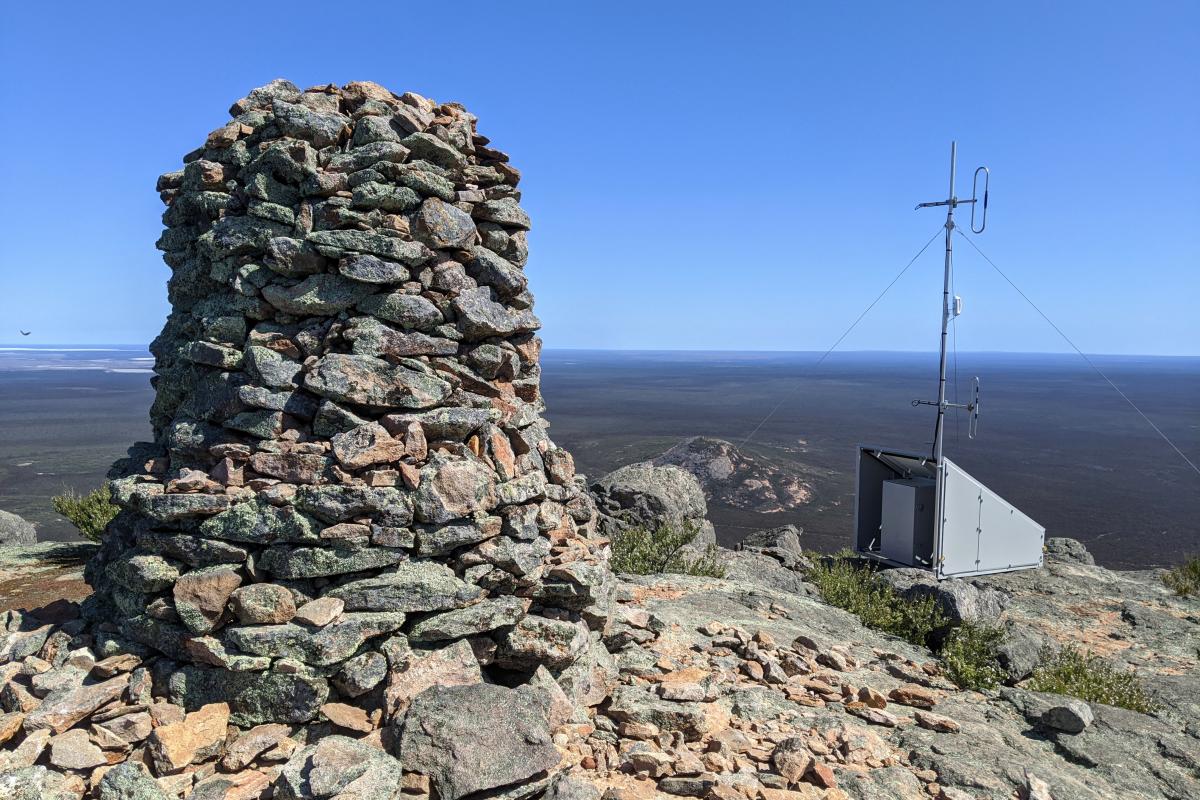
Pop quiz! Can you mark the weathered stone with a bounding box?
[328,561,482,612]
[265,237,329,277]
[914,709,961,733]
[330,422,407,469]
[293,597,344,626]
[96,763,172,800]
[495,615,589,670]
[770,737,813,785]
[413,455,498,524]
[248,452,329,484]
[400,132,467,171]
[276,736,403,800]
[414,198,477,249]
[333,651,388,697]
[272,99,348,147]
[887,684,939,710]
[230,583,296,624]
[384,639,482,718]
[407,596,527,642]
[338,254,409,284]
[199,500,320,545]
[190,770,272,800]
[473,198,532,230]
[877,568,1009,627]
[224,409,284,438]
[172,566,242,635]
[258,545,407,578]
[95,710,153,744]
[1042,698,1094,734]
[23,675,129,733]
[320,702,373,732]
[306,230,431,266]
[221,723,291,771]
[168,666,328,726]
[344,316,458,358]
[468,246,527,297]
[604,684,719,742]
[305,353,451,409]
[48,728,107,770]
[262,274,370,315]
[356,291,442,330]
[244,345,302,389]
[295,485,412,525]
[452,286,540,340]
[396,683,559,800]
[591,462,715,544]
[226,612,405,665]
[146,702,230,773]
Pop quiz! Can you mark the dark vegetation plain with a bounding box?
[1,347,1197,569]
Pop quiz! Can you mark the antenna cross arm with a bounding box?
[915,198,976,211]
[911,398,976,411]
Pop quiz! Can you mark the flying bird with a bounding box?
[19,330,30,336]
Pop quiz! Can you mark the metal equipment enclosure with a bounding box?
[853,446,1045,579]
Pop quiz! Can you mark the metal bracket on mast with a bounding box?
[911,142,989,463]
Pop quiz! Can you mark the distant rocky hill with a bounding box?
[652,436,814,514]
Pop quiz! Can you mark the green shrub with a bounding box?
[1162,555,1200,597]
[941,622,1006,691]
[1029,646,1159,713]
[52,485,118,542]
[610,522,726,578]
[804,551,946,648]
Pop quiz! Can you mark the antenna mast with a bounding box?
[913,142,988,463]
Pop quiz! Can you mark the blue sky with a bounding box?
[0,2,1195,354]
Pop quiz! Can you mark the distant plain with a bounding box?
[1,347,1196,569]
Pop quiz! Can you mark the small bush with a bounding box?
[1162,555,1200,597]
[941,622,1006,691]
[805,551,946,648]
[610,522,726,578]
[1029,646,1159,713]
[52,485,118,542]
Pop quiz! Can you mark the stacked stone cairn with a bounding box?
[66,78,612,777]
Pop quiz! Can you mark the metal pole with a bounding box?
[933,142,956,464]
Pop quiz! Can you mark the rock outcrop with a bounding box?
[591,463,716,545]
[0,511,36,548]
[653,437,813,514]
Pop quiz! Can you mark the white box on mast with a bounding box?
[853,446,1044,579]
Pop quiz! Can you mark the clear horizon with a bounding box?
[0,2,1196,355]
[2,344,1197,361]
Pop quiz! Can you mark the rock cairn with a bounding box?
[84,79,614,726]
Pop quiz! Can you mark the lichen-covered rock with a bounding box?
[591,462,716,544]
[276,736,404,800]
[0,510,37,547]
[396,683,560,800]
[96,763,171,800]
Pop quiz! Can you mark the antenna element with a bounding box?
[911,142,987,462]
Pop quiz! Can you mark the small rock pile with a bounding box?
[0,599,587,800]
[553,592,967,800]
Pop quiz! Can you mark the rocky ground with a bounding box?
[2,533,1196,800]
